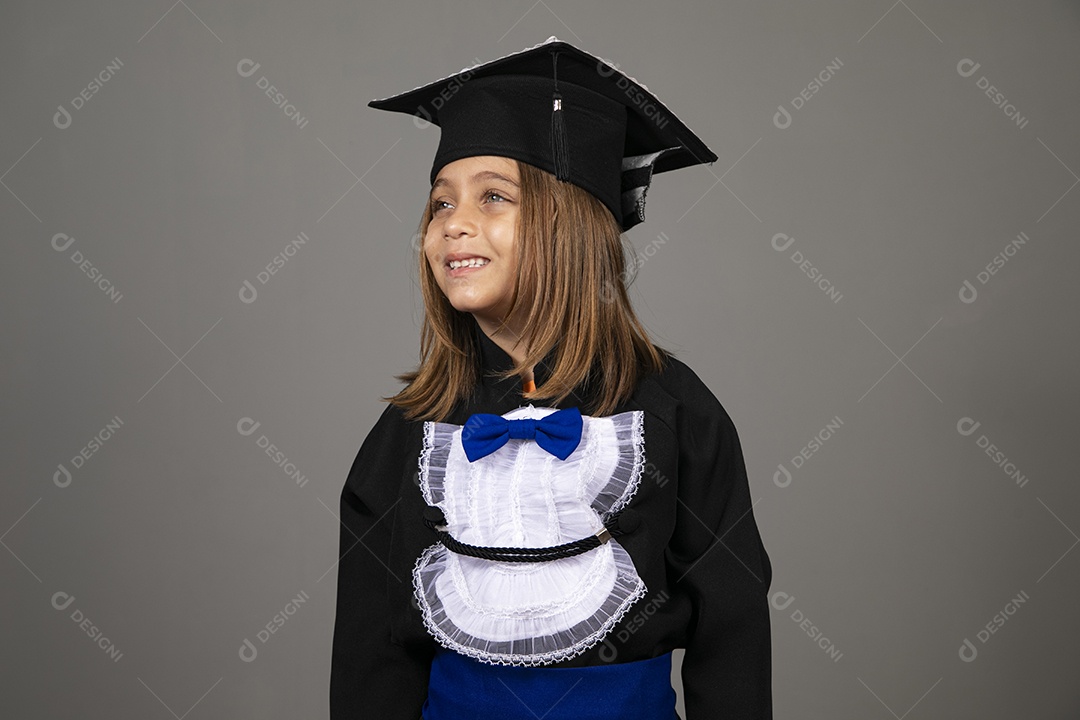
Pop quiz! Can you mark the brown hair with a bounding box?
[386,159,669,421]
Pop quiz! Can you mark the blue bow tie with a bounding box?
[461,407,583,462]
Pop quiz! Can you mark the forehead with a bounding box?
[432,155,519,184]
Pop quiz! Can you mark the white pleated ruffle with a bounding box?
[413,405,647,666]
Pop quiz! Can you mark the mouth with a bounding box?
[445,255,490,277]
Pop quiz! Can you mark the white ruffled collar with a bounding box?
[412,404,648,666]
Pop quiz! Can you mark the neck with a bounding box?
[474,314,533,381]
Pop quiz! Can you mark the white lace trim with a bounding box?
[413,405,647,666]
[412,541,648,667]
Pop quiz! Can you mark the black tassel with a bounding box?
[550,50,570,181]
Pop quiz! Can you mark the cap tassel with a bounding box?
[550,50,570,181]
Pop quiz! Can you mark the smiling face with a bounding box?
[424,155,522,335]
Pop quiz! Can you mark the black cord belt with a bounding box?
[423,505,639,563]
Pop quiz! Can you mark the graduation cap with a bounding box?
[368,36,717,231]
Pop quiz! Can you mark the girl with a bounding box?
[331,37,773,720]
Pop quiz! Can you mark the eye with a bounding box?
[430,199,451,214]
[485,191,508,203]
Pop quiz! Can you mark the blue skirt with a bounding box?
[422,647,679,720]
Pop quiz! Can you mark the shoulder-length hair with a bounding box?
[386,159,669,421]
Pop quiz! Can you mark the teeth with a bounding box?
[449,257,489,269]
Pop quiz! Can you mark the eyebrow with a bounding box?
[430,170,520,195]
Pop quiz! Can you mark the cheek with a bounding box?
[423,233,441,268]
[492,214,519,257]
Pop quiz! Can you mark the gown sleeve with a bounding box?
[669,371,773,719]
[329,403,431,719]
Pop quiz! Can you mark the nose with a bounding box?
[442,202,479,239]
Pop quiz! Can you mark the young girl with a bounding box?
[331,37,773,720]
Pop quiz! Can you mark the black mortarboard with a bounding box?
[368,36,718,231]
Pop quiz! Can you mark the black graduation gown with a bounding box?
[330,318,773,719]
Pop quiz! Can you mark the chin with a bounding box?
[444,292,491,314]
[446,298,488,316]
[448,302,507,327]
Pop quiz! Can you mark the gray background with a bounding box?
[3,1,1078,718]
